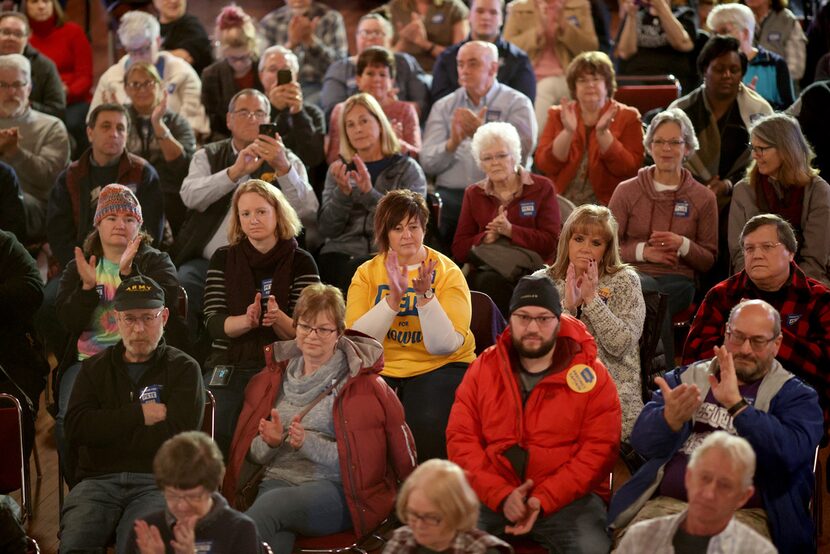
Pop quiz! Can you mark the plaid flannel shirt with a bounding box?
[258,3,347,85]
[683,262,830,432]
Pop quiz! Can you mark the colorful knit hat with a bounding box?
[94,184,143,227]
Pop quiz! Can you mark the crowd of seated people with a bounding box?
[2,0,830,552]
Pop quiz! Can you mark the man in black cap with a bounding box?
[446,274,621,553]
[60,275,204,554]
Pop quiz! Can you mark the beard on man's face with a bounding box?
[512,328,558,359]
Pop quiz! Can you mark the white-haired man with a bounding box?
[617,432,775,553]
[707,3,794,110]
[421,40,536,244]
[0,52,69,239]
[90,11,209,136]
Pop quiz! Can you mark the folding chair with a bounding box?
[615,75,682,116]
[639,290,668,403]
[469,291,507,355]
[0,393,32,523]
[293,518,396,554]
[203,390,216,439]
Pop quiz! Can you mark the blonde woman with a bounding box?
[318,93,426,290]
[536,205,645,438]
[384,459,511,554]
[203,179,320,454]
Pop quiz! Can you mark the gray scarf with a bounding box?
[282,349,347,406]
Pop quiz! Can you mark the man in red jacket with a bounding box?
[447,274,621,553]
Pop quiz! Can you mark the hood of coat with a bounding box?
[635,165,702,201]
[266,330,384,378]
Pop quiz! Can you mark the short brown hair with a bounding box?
[87,103,130,131]
[292,283,346,334]
[356,46,396,79]
[227,179,302,244]
[566,51,617,98]
[153,431,224,491]
[373,190,429,253]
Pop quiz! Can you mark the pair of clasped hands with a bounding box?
[134,516,196,554]
[259,408,306,450]
[643,230,684,267]
[563,260,600,313]
[243,293,283,331]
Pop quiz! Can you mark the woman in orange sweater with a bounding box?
[535,51,644,206]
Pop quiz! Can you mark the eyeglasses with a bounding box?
[480,152,511,164]
[126,44,152,57]
[652,139,685,148]
[120,309,164,327]
[125,80,156,90]
[725,329,778,351]
[0,28,26,39]
[232,109,269,121]
[163,489,210,505]
[742,242,781,256]
[575,75,603,85]
[358,29,386,38]
[748,143,775,155]
[226,54,252,64]
[511,313,557,327]
[0,81,27,91]
[295,322,338,338]
[405,509,443,527]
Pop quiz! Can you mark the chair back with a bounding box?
[615,75,681,115]
[639,290,668,403]
[178,285,188,320]
[470,291,507,355]
[556,196,576,230]
[0,393,31,522]
[202,390,216,439]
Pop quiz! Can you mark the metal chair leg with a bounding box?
[32,441,42,480]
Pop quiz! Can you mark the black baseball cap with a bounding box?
[114,275,165,311]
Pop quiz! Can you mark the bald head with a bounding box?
[457,41,499,100]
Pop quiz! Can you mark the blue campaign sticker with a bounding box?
[96,284,104,298]
[167,83,177,94]
[567,15,580,27]
[139,384,163,404]
[431,13,445,24]
[261,278,272,296]
[519,201,537,217]
[485,109,501,122]
[767,32,782,42]
[673,199,690,217]
[786,313,801,326]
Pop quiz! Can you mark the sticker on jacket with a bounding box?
[139,384,163,403]
[566,364,596,393]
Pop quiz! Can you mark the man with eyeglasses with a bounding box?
[683,214,830,441]
[0,52,68,241]
[172,88,317,344]
[447,274,621,553]
[422,40,536,246]
[61,274,204,554]
[90,11,209,137]
[0,11,65,119]
[609,298,822,553]
[320,13,430,121]
[430,0,536,107]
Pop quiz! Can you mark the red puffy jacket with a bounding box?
[446,315,621,516]
[222,332,417,538]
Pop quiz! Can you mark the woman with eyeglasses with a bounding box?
[318,92,426,292]
[203,179,320,456]
[536,205,644,438]
[325,46,421,164]
[383,459,511,554]
[123,62,195,236]
[609,108,718,367]
[453,121,561,316]
[535,51,644,207]
[728,113,830,284]
[201,5,264,142]
[346,190,476,462]
[129,431,261,554]
[223,283,416,553]
[55,184,187,480]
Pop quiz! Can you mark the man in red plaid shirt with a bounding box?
[683,214,830,433]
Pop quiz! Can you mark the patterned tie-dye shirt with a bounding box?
[76,258,122,360]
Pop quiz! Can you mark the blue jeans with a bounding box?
[59,473,165,554]
[55,362,82,468]
[478,493,611,554]
[637,272,695,367]
[177,258,209,344]
[246,479,352,554]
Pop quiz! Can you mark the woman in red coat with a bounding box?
[535,51,644,206]
[223,283,416,553]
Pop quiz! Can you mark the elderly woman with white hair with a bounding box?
[90,10,209,136]
[383,459,511,554]
[609,108,718,366]
[707,3,794,110]
[728,113,830,284]
[452,121,561,315]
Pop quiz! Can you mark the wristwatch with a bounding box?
[420,289,434,300]
[727,398,748,417]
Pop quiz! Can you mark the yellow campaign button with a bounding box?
[566,364,597,393]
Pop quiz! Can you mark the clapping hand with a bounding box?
[246,292,263,330]
[485,205,512,238]
[74,247,98,291]
[170,515,197,554]
[709,345,743,408]
[559,99,578,134]
[118,236,141,276]
[262,295,282,327]
[412,259,438,303]
[134,520,165,554]
[655,375,701,432]
[259,408,284,447]
[596,103,619,135]
[384,250,409,310]
[287,415,305,449]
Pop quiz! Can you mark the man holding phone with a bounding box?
[609,299,823,554]
[171,88,317,342]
